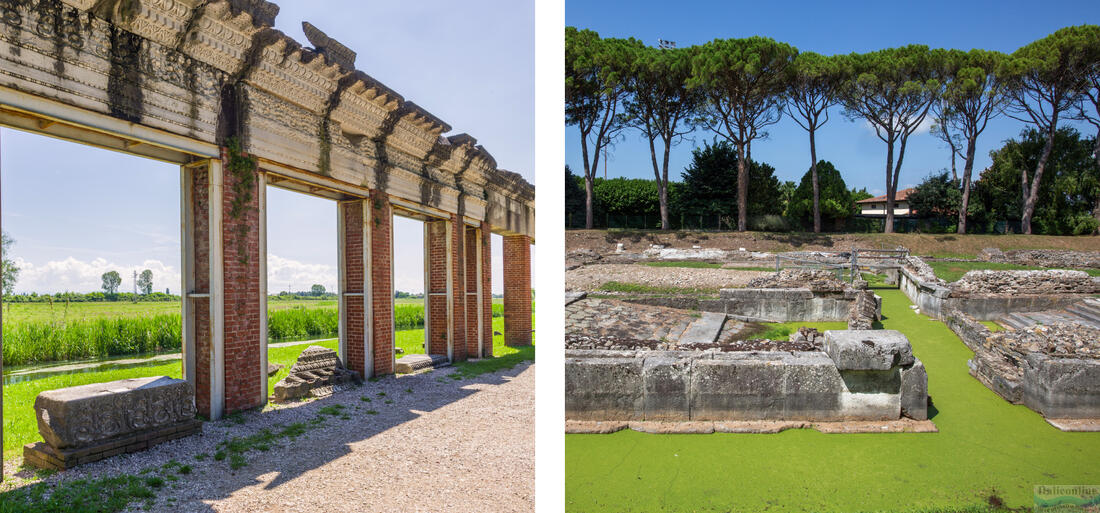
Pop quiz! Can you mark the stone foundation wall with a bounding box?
[944,308,1100,419]
[900,259,1092,320]
[1001,249,1100,269]
[847,291,880,330]
[565,330,927,423]
[951,270,1100,296]
[708,288,859,322]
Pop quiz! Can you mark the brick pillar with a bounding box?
[182,154,262,419]
[480,222,493,357]
[449,214,467,362]
[340,200,368,376]
[369,191,395,376]
[502,235,532,346]
[219,148,263,415]
[426,219,449,357]
[184,161,215,419]
[464,226,480,359]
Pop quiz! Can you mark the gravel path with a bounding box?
[4,363,534,512]
[566,263,768,292]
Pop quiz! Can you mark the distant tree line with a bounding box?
[566,141,872,231]
[566,25,1100,234]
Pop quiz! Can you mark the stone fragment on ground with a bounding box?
[273,346,361,402]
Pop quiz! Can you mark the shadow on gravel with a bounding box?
[238,360,532,497]
[1,359,534,512]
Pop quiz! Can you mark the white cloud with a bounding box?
[12,256,180,294]
[266,254,337,294]
[12,254,341,295]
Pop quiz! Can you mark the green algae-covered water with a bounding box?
[565,287,1100,512]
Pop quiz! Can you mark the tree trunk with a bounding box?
[1092,131,1100,234]
[810,128,820,233]
[1022,123,1057,235]
[737,143,748,232]
[884,138,895,234]
[660,137,672,230]
[580,131,594,229]
[958,135,977,235]
[646,130,670,231]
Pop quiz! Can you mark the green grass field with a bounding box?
[564,287,1100,512]
[926,261,1100,283]
[3,315,530,462]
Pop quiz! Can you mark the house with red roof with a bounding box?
[855,188,916,218]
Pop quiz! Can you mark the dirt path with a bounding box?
[6,363,534,512]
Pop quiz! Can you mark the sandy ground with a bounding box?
[566,263,767,291]
[5,363,534,513]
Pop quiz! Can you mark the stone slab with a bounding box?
[394,354,450,374]
[34,376,195,450]
[1022,353,1100,419]
[824,330,914,370]
[690,352,844,421]
[565,291,587,306]
[900,359,929,420]
[678,313,727,345]
[24,418,202,470]
[641,354,695,421]
[1045,418,1100,432]
[565,356,644,421]
[564,419,938,434]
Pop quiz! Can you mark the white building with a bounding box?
[855,188,915,218]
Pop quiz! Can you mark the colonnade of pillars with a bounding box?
[181,157,532,420]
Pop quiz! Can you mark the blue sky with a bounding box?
[565,0,1098,196]
[1,0,533,295]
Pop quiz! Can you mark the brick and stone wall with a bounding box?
[503,235,532,346]
[221,151,262,415]
[341,201,366,376]
[449,214,467,361]
[427,219,449,356]
[190,166,213,419]
[481,222,493,357]
[465,227,480,358]
[369,191,395,376]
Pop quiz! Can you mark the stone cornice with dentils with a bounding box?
[54,0,534,211]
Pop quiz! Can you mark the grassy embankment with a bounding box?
[923,260,1100,283]
[3,314,532,462]
[564,287,1100,512]
[2,300,502,366]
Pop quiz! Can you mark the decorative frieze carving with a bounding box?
[0,0,534,235]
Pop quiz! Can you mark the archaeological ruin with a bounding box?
[0,0,535,473]
[565,243,1100,434]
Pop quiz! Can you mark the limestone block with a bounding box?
[641,354,695,421]
[34,376,195,450]
[1022,353,1100,419]
[900,359,928,420]
[565,356,644,421]
[689,352,843,421]
[824,330,914,371]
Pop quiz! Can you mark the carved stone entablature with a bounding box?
[301,21,354,70]
[0,0,535,237]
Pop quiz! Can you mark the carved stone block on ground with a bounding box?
[273,346,362,402]
[25,376,200,469]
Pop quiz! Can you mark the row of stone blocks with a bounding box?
[565,330,928,422]
[24,376,201,470]
[945,309,1100,420]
